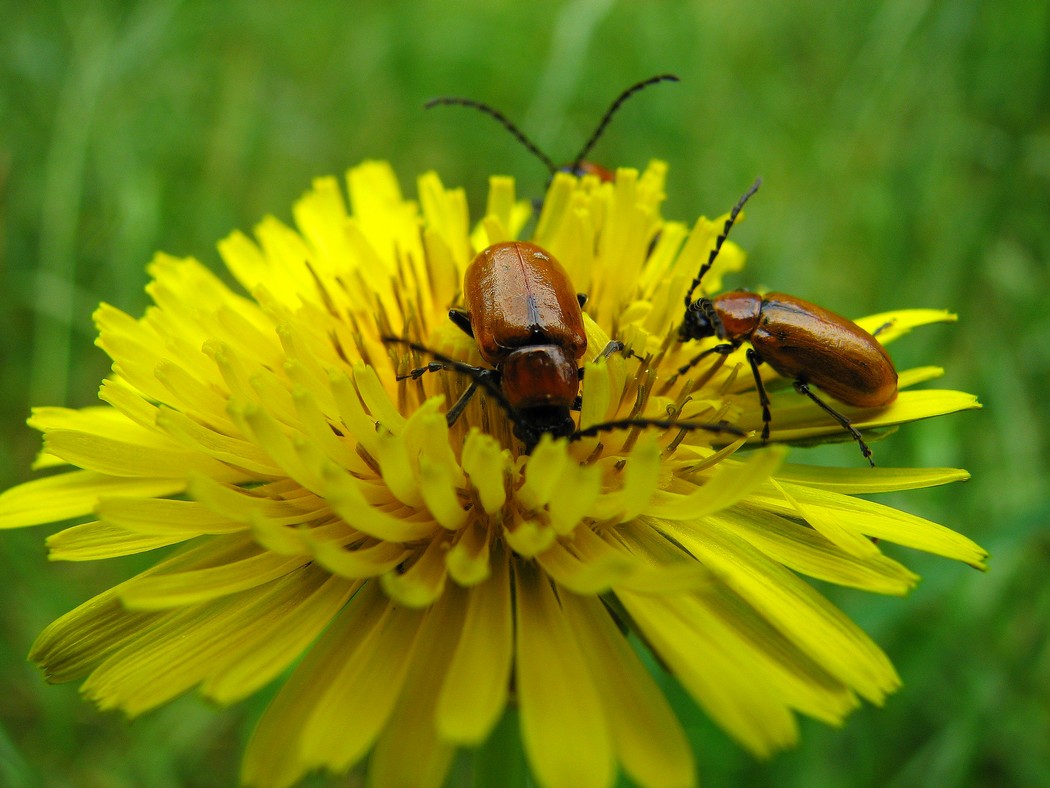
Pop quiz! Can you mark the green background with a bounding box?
[2,1,1047,785]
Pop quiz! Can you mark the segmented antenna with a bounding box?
[570,417,743,442]
[424,73,680,176]
[423,96,558,173]
[683,177,762,308]
[567,73,679,176]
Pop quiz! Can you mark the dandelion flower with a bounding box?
[0,160,985,787]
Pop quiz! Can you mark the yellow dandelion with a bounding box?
[0,159,984,788]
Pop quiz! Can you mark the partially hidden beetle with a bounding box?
[676,179,898,466]
[425,73,679,185]
[386,239,741,453]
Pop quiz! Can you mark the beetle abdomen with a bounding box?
[750,295,898,407]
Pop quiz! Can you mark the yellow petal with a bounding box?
[503,517,556,558]
[533,173,585,268]
[656,519,900,704]
[619,590,801,757]
[518,437,570,510]
[648,447,785,520]
[42,427,242,482]
[0,471,184,529]
[743,388,980,444]
[217,229,271,303]
[298,590,424,773]
[31,537,253,683]
[47,521,192,561]
[323,463,438,542]
[589,438,661,521]
[460,429,508,514]
[120,547,309,610]
[561,592,696,788]
[369,587,467,788]
[536,536,638,595]
[308,535,408,579]
[418,452,469,530]
[242,582,390,787]
[515,560,614,788]
[97,496,246,536]
[155,407,280,476]
[202,572,357,704]
[547,460,603,535]
[417,171,471,267]
[853,308,956,341]
[772,478,881,559]
[702,507,918,594]
[445,518,492,586]
[750,482,988,567]
[485,176,519,239]
[436,544,512,744]
[609,522,716,593]
[775,463,970,493]
[380,534,450,608]
[84,567,339,716]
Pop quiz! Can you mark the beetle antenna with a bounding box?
[683,177,762,308]
[568,73,680,176]
[570,417,744,442]
[424,96,558,174]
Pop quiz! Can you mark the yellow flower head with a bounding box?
[0,161,985,787]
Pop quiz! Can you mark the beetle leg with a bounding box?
[445,381,479,426]
[793,380,875,467]
[871,319,896,338]
[673,341,736,379]
[576,293,588,308]
[448,308,474,337]
[396,360,447,381]
[579,340,632,380]
[745,348,773,442]
[382,336,517,427]
[597,340,626,360]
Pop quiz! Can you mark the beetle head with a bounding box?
[678,299,718,342]
[514,406,576,453]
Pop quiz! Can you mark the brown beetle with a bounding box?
[677,179,898,465]
[385,77,742,451]
[448,240,588,441]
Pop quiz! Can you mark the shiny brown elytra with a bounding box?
[458,242,586,412]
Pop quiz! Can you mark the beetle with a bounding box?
[384,241,741,453]
[425,73,679,185]
[676,179,898,466]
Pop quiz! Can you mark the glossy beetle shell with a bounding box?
[463,242,587,366]
[713,290,898,407]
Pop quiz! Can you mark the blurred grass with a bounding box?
[1,0,1048,785]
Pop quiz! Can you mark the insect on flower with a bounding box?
[0,148,987,788]
[676,179,899,466]
[425,73,679,184]
[384,241,741,452]
[388,74,741,452]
